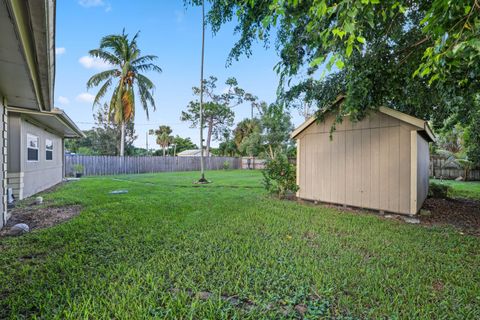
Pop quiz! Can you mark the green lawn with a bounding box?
[1,171,479,319]
[431,179,480,200]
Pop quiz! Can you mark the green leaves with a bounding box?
[335,59,345,69]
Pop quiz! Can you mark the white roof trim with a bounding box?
[7,106,84,138]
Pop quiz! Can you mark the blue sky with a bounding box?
[55,0,304,149]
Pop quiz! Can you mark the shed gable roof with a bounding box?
[291,106,435,142]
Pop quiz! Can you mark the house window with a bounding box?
[27,134,39,161]
[46,139,53,160]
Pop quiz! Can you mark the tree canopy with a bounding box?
[187,0,480,165]
[181,76,246,155]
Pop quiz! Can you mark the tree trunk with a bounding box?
[198,0,206,182]
[120,121,125,157]
[268,144,274,159]
[163,147,166,157]
[206,119,213,157]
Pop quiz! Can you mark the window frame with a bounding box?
[27,133,39,162]
[45,138,53,161]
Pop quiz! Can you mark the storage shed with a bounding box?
[292,105,435,215]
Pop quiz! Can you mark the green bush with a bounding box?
[222,160,231,170]
[73,164,84,173]
[428,181,451,198]
[262,154,299,198]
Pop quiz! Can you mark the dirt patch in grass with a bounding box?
[0,204,81,237]
[421,197,480,236]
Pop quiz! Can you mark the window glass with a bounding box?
[27,134,39,161]
[46,139,53,160]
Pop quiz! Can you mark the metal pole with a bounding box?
[198,0,206,182]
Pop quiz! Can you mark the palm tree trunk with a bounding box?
[163,147,166,157]
[198,0,206,182]
[120,121,125,157]
[206,120,213,157]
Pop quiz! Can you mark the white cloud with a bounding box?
[78,0,104,7]
[78,0,111,11]
[78,56,112,70]
[55,47,66,55]
[58,96,70,105]
[76,93,95,104]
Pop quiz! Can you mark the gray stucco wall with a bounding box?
[7,115,64,199]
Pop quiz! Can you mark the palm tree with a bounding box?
[155,125,173,156]
[86,30,162,156]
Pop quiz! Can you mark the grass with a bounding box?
[431,179,480,200]
[0,170,479,319]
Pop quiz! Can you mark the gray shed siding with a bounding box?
[0,99,6,228]
[7,115,64,199]
[416,134,430,212]
[296,112,423,215]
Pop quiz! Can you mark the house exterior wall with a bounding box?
[0,98,7,228]
[416,134,430,212]
[7,115,64,200]
[296,112,417,215]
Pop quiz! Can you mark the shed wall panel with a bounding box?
[352,132,362,207]
[331,131,346,204]
[399,127,412,213]
[345,130,354,205]
[416,134,430,212]
[387,126,400,213]
[361,130,371,208]
[370,128,381,209]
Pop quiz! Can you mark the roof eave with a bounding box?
[6,0,55,112]
[7,106,84,138]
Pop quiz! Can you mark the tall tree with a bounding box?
[181,76,244,156]
[155,125,173,156]
[86,30,162,156]
[260,103,293,159]
[198,0,207,182]
[218,131,238,157]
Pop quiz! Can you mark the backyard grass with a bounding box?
[0,170,479,319]
[431,179,480,200]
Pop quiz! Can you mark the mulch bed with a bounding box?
[420,197,480,236]
[298,196,480,236]
[0,204,81,237]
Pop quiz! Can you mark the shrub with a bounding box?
[222,160,231,170]
[428,181,451,198]
[73,164,84,174]
[262,154,299,198]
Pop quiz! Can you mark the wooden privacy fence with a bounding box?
[65,155,241,176]
[429,156,480,180]
[430,155,480,181]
